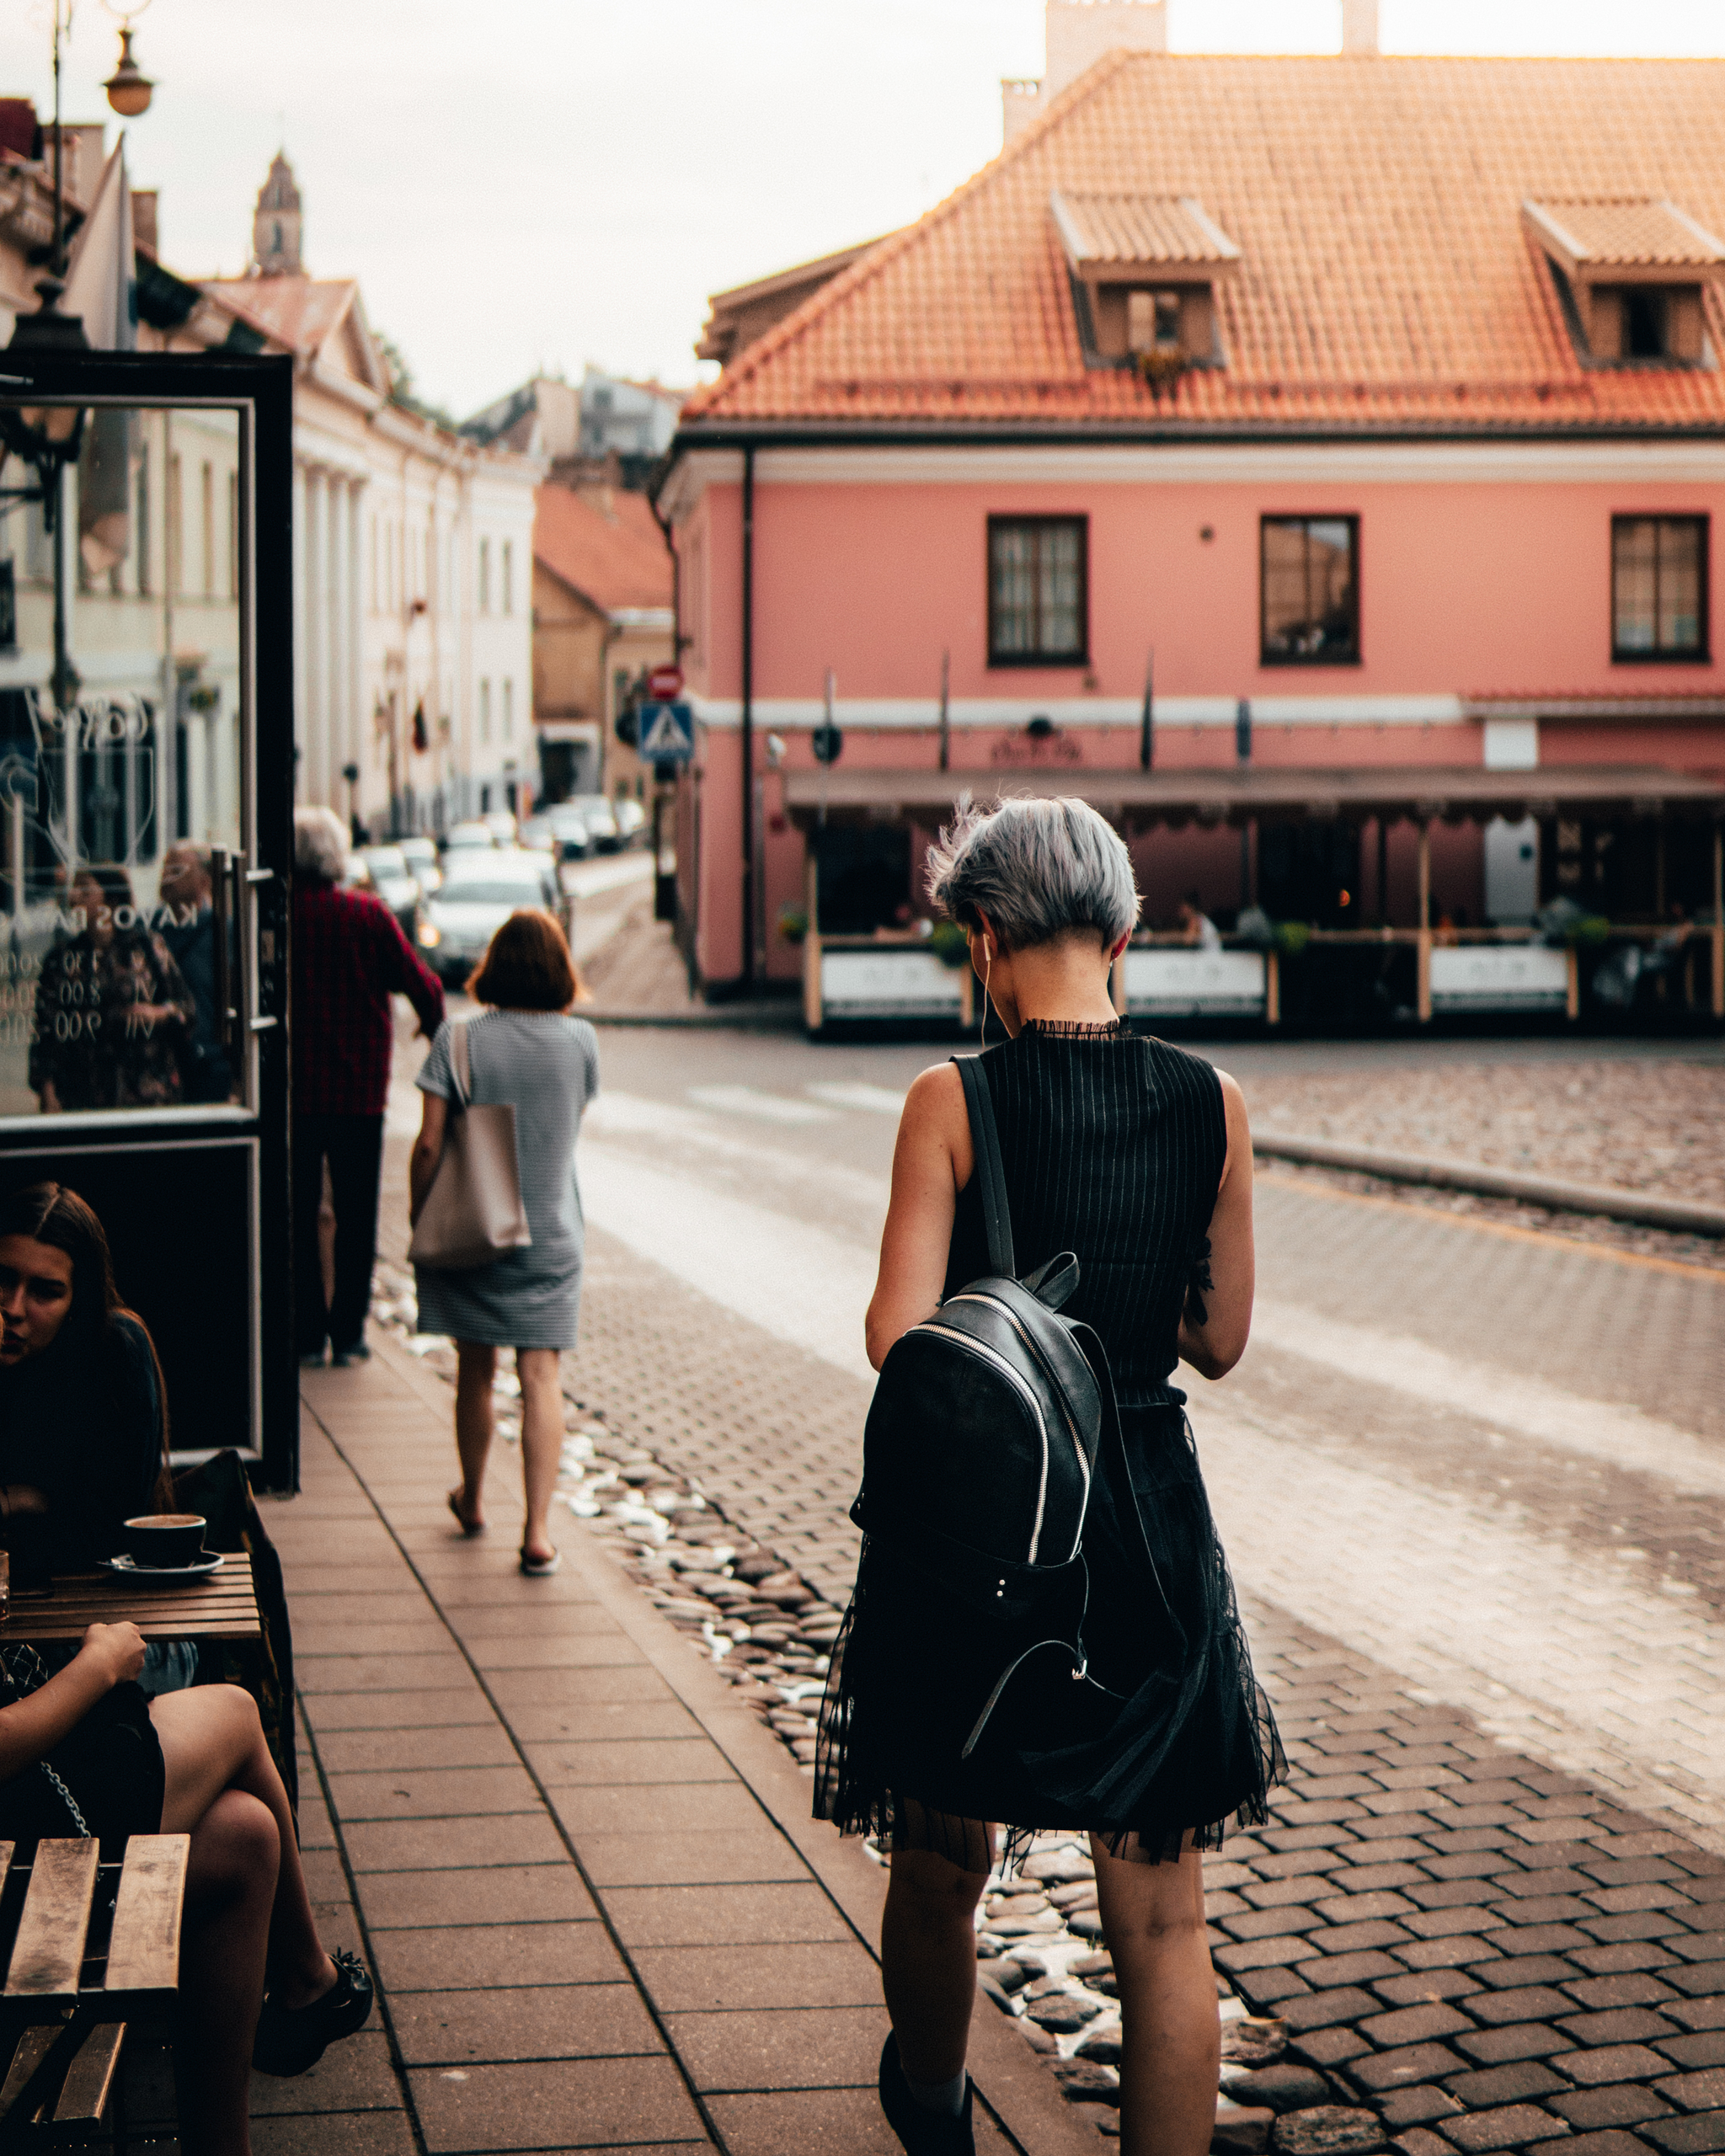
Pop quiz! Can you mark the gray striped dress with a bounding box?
[414,1010,601,1350]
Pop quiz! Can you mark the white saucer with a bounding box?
[104,1553,225,1582]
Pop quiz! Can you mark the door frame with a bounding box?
[0,350,296,1490]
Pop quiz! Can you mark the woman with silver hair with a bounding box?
[816,794,1281,2156]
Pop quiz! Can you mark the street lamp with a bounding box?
[103,2,157,120]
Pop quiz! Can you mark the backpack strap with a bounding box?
[956,1054,1016,1279]
[449,1019,472,1111]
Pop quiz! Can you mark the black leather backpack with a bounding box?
[852,1055,1140,1757]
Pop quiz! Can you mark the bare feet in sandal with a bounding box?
[448,1488,485,1536]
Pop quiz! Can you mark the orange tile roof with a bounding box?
[1051,189,1239,269]
[684,51,1725,434]
[202,275,356,358]
[533,484,671,616]
[1523,197,1725,270]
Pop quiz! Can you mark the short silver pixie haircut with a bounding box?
[294,805,349,884]
[925,794,1140,951]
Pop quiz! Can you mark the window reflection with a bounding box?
[0,403,243,1119]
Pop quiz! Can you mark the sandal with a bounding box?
[253,1948,374,2077]
[520,1546,562,1577]
[447,1490,484,1537]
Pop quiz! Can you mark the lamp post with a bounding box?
[0,2,93,739]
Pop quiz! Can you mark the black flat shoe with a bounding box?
[879,2034,975,2156]
[253,1949,374,2076]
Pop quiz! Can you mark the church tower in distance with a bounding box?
[250,152,302,277]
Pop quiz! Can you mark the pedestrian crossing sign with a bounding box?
[637,701,694,762]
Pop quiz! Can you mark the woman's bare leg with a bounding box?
[1092,1838,1219,2156]
[880,1812,996,2087]
[174,1786,277,2156]
[153,1684,335,2006]
[517,1347,563,1564]
[452,1340,498,1528]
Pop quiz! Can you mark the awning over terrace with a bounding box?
[781,763,1725,833]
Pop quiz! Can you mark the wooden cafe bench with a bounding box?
[0,1834,188,2147]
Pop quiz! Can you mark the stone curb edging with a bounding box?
[350,1324,1102,2156]
[1252,1130,1725,1238]
[563,1501,1105,2156]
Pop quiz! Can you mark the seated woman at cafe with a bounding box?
[0,1181,175,1577]
[0,1620,372,2156]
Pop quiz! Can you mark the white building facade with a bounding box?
[210,158,541,837]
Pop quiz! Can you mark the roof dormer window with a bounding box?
[1522,198,1725,367]
[1051,189,1240,377]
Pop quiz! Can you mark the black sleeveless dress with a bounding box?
[815,1020,1284,1863]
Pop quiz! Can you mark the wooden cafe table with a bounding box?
[5,1555,263,1646]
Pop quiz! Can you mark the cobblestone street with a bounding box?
[318,1016,1725,2154]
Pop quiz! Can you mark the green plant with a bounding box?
[777,905,808,946]
[1274,921,1311,956]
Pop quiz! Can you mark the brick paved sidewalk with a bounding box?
[554,1221,1725,2156]
[281,1337,1097,2156]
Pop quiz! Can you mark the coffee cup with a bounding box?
[122,1513,207,1568]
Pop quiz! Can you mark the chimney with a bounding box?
[1044,0,1167,104]
[1342,0,1379,53]
[1001,77,1043,146]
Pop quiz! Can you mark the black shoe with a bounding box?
[330,1342,371,1368]
[253,1949,374,2076]
[879,2035,975,2156]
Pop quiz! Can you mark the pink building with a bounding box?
[655,12,1725,1024]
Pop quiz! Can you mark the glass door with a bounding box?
[0,352,295,1487]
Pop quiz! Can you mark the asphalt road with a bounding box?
[531,1025,1723,1853]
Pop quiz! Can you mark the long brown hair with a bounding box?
[0,1182,175,1506]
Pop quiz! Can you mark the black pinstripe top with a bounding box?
[942,1021,1226,1408]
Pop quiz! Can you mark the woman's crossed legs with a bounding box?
[153,1684,340,2156]
[879,1803,1219,2156]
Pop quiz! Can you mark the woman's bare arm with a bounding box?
[1177,1070,1255,1381]
[863,1064,974,1371]
[0,1623,143,1785]
[409,1092,447,1225]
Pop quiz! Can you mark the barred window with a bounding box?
[987,516,1087,666]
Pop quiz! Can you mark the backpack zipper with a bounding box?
[944,1293,1092,1562]
[907,1321,1051,1562]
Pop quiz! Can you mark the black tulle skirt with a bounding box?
[814,1396,1284,1866]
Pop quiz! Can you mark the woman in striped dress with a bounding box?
[816,797,1282,2156]
[409,910,599,1577]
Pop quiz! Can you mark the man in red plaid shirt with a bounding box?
[293,807,445,1365]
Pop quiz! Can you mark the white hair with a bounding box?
[925,794,1140,952]
[294,806,349,883]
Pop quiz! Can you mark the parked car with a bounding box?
[415,849,569,986]
[397,833,441,894]
[566,793,621,851]
[521,806,592,862]
[442,820,497,857]
[354,845,420,942]
[613,798,647,847]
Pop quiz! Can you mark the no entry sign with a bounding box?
[647,664,684,702]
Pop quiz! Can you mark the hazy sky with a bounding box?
[3,0,1723,419]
